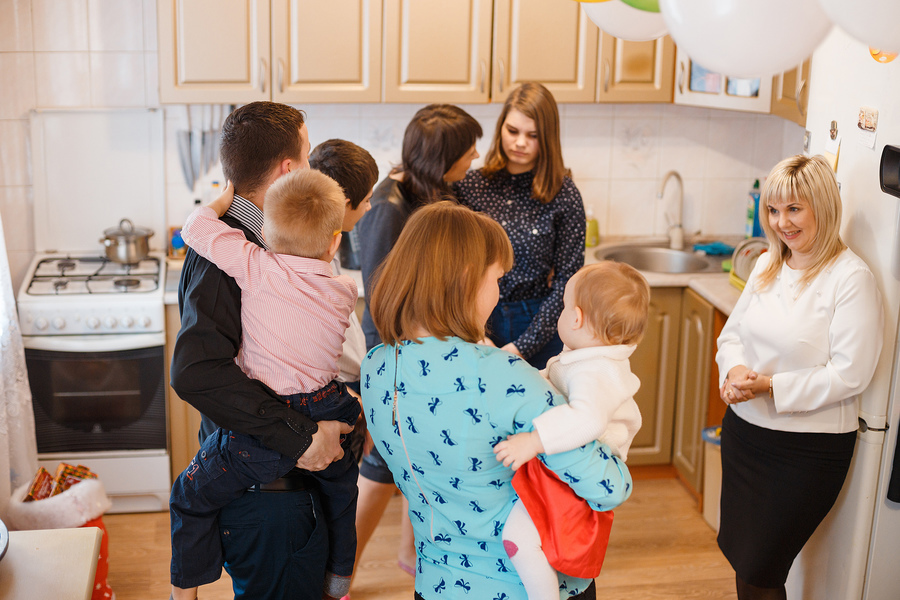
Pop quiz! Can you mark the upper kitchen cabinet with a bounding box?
[673,47,772,113]
[382,0,492,103]
[491,0,598,103]
[770,59,811,127]
[158,0,383,103]
[596,34,675,103]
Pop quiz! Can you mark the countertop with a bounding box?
[166,244,744,316]
[0,526,102,600]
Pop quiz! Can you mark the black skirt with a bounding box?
[717,408,856,588]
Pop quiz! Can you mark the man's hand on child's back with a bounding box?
[494,431,545,471]
[296,420,354,471]
[207,180,236,217]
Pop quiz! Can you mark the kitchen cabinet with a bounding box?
[596,34,675,103]
[672,288,715,496]
[673,47,773,113]
[770,59,811,127]
[157,0,383,103]
[382,0,492,103]
[165,304,202,481]
[628,287,681,466]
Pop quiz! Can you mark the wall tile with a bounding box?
[5,249,33,293]
[562,103,614,119]
[0,185,34,251]
[0,119,31,186]
[144,52,159,107]
[658,115,709,180]
[90,52,145,106]
[751,114,788,175]
[307,119,362,149]
[34,52,91,107]
[701,178,752,236]
[607,179,658,237]
[614,103,662,119]
[610,117,660,180]
[88,0,144,51]
[32,0,89,51]
[705,117,756,179]
[781,120,805,158]
[142,0,157,52]
[570,177,608,236]
[563,117,613,181]
[0,53,36,119]
[0,0,34,51]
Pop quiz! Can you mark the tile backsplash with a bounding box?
[0,0,804,292]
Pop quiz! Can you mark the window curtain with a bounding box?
[0,210,37,521]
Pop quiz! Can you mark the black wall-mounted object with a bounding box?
[881,145,900,199]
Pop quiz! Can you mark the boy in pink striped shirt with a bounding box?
[171,167,366,600]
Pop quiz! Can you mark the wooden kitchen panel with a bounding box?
[492,0,598,103]
[597,34,675,103]
[383,0,493,102]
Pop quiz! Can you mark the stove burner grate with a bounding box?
[114,278,141,290]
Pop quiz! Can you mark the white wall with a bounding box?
[0,0,803,293]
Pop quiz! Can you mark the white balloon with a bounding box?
[582,0,668,42]
[659,0,833,78]
[818,0,900,54]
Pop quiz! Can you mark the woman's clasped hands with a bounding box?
[721,365,769,405]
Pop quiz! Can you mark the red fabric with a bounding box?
[82,517,114,600]
[512,459,613,579]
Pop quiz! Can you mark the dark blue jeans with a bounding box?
[487,297,563,370]
[170,380,360,588]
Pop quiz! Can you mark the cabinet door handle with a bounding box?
[480,59,486,94]
[259,58,268,93]
[796,79,807,117]
[278,59,285,94]
[603,59,611,93]
[677,61,685,95]
[498,59,505,94]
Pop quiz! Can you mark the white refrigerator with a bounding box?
[780,28,900,599]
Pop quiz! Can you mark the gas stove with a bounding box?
[17,252,166,337]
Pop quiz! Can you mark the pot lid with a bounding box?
[103,218,154,238]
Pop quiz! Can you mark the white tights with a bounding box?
[502,502,559,600]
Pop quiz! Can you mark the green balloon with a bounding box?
[620,0,660,13]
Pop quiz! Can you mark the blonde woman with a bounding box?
[455,82,585,369]
[716,155,884,600]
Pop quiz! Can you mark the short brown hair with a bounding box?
[220,102,306,195]
[574,262,650,346]
[370,202,513,345]
[263,169,344,258]
[309,139,379,209]
[399,104,482,205]
[483,82,569,204]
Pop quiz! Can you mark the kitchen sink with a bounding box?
[594,244,724,274]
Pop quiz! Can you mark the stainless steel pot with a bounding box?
[100,219,154,264]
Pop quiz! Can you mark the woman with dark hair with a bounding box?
[352,104,482,591]
[455,82,585,369]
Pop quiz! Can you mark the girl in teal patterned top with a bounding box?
[361,202,632,599]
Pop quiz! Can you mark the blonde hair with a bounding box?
[263,169,344,258]
[370,202,513,346]
[574,262,650,346]
[756,154,846,291]
[482,82,569,204]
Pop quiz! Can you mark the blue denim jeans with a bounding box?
[487,297,563,370]
[170,380,360,588]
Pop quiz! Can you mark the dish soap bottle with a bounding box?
[585,208,599,248]
[746,179,762,238]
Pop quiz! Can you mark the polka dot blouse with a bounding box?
[454,169,586,357]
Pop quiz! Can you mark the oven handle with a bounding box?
[22,332,165,352]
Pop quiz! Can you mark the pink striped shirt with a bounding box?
[182,206,358,394]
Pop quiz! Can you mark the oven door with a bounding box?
[23,332,166,453]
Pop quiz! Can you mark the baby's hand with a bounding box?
[493,431,544,471]
[207,181,235,217]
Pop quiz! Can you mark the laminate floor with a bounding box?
[103,474,735,599]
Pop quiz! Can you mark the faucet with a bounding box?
[658,170,684,250]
